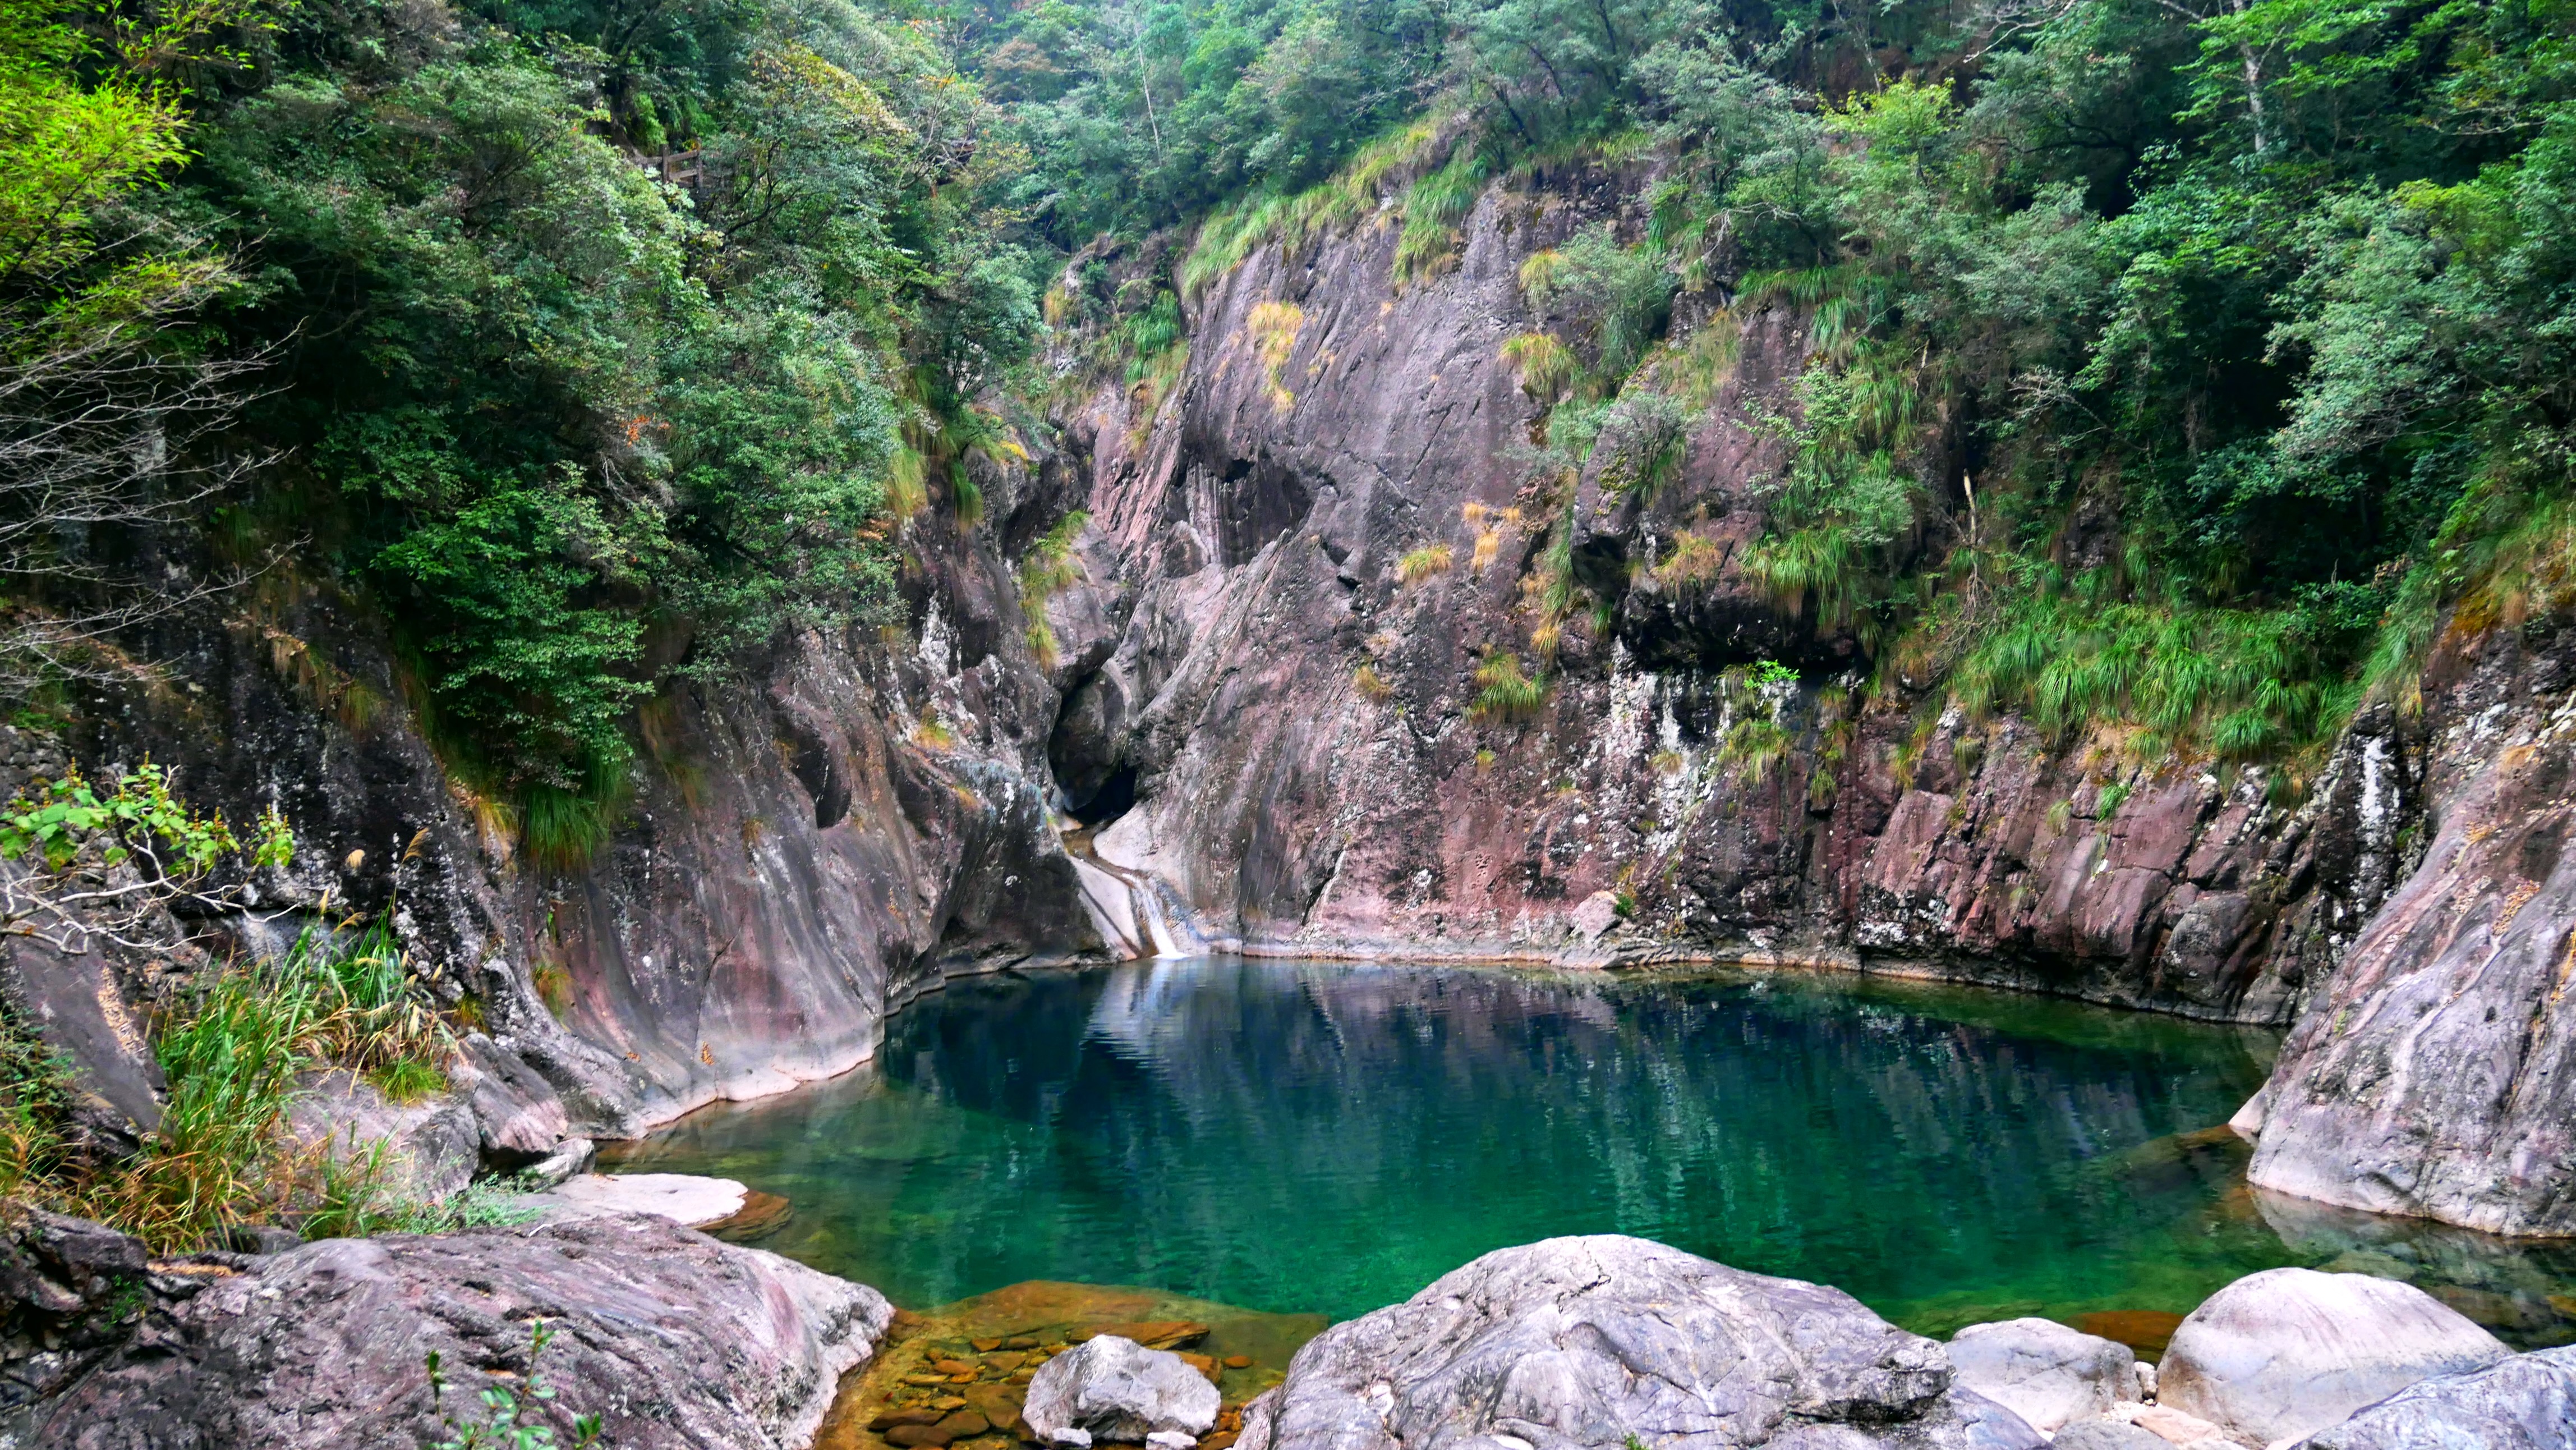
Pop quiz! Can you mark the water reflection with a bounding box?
[613,958,2576,1343]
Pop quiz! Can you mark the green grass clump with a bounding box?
[1394,150,1489,286]
[16,915,457,1251]
[1181,117,1448,297]
[1398,544,1454,585]
[1469,652,1551,723]
[306,1144,539,1241]
[1948,566,2360,763]
[518,752,633,873]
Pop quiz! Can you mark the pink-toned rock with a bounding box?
[2247,621,2576,1235]
[1568,891,1620,943]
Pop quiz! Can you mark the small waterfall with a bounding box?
[1131,878,1194,960]
[1069,851,1200,961]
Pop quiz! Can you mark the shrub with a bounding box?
[428,1319,605,1450]
[104,916,452,1250]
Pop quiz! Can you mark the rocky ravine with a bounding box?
[1042,162,2409,1027]
[1036,159,2576,1237]
[11,152,2573,1252]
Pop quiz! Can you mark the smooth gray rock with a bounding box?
[1023,1334,1222,1445]
[2159,1268,2510,1447]
[2293,1346,2576,1448]
[1232,1235,2043,1450]
[26,1210,890,1449]
[2048,1420,2169,1450]
[1947,1318,2137,1433]
[283,1069,479,1204]
[523,1136,598,1189]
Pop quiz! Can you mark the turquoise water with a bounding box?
[612,958,2576,1343]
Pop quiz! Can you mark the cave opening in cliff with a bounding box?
[1066,761,1137,828]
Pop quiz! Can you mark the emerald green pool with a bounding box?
[613,958,2576,1345]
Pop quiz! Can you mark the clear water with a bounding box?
[612,958,2576,1345]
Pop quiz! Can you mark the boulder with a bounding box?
[284,1069,480,1204]
[1947,1318,2138,1433]
[2157,1269,2510,1447]
[0,1202,151,1411]
[2292,1346,2576,1449]
[1024,1334,1222,1446]
[1231,1235,2043,1450]
[523,1136,599,1190]
[26,1210,891,1449]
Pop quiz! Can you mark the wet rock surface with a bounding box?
[2293,1345,2576,1449]
[25,1210,890,1450]
[2155,1268,2510,1447]
[1232,1234,2043,1450]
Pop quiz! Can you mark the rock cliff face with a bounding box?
[2243,617,2576,1235]
[1038,164,2404,1027]
[13,465,1107,1153]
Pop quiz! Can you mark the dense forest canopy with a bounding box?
[4,0,2574,836]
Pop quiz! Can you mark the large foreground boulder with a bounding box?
[1023,1333,1222,1446]
[1233,1235,2043,1450]
[24,1210,891,1449]
[2293,1345,2576,1448]
[2157,1268,2509,1447]
[1945,1319,2138,1434]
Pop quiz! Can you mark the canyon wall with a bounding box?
[2242,617,2576,1235]
[11,464,1108,1151]
[1039,162,2409,1028]
[20,158,2576,1243]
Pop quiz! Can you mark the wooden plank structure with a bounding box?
[644,148,707,195]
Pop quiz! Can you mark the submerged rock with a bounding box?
[2156,1268,2509,1446]
[1023,1334,1222,1446]
[2293,1345,2576,1448]
[533,1171,749,1227]
[1232,1235,2043,1450]
[26,1210,890,1449]
[1945,1318,2138,1434]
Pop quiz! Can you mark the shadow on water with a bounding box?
[610,957,2576,1347]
